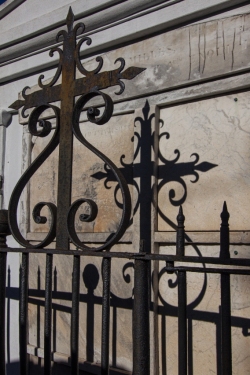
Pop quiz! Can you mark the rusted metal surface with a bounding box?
[8,7,144,251]
[0,6,244,375]
[5,7,146,375]
[0,210,10,375]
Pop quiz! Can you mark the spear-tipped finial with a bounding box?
[66,7,74,32]
[9,100,25,111]
[142,100,150,120]
[177,205,185,227]
[176,206,185,256]
[221,201,230,225]
[220,201,230,258]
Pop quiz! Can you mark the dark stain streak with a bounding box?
[231,29,236,71]
[202,24,206,74]
[188,28,191,80]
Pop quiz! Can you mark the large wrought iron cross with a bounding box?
[9,7,145,250]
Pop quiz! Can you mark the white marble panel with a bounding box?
[158,91,250,231]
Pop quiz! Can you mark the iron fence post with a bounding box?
[133,240,150,375]
[101,257,111,375]
[220,202,232,375]
[0,210,10,375]
[176,206,187,375]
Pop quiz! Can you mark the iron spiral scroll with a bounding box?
[8,7,145,251]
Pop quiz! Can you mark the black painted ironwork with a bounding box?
[2,6,144,375]
[71,255,80,375]
[92,101,217,214]
[133,240,150,375]
[220,202,232,375]
[0,6,249,375]
[8,7,144,250]
[101,257,111,375]
[0,210,9,375]
[176,207,187,375]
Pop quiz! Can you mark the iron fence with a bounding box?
[1,203,250,374]
[0,6,249,375]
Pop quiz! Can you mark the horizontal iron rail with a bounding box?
[165,266,250,275]
[1,247,250,266]
[160,242,250,246]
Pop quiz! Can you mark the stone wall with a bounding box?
[21,13,250,374]
[2,1,250,374]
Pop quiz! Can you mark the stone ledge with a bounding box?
[0,0,246,67]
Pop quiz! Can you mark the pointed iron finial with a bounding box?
[177,205,185,227]
[9,100,25,111]
[221,201,230,225]
[142,100,150,121]
[66,7,74,32]
[195,161,218,172]
[176,206,185,256]
[220,201,230,258]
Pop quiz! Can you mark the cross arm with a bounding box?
[9,66,145,114]
[9,85,61,113]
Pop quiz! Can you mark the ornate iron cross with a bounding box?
[9,7,145,251]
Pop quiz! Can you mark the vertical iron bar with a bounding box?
[7,267,10,365]
[176,206,187,375]
[220,202,232,375]
[53,267,57,353]
[133,240,150,375]
[178,271,187,375]
[71,255,80,375]
[0,209,10,375]
[19,252,29,375]
[55,12,75,251]
[112,305,117,368]
[101,257,111,375]
[0,252,7,375]
[176,206,185,257]
[187,319,193,375]
[37,267,42,368]
[44,253,53,375]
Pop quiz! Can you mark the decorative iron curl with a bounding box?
[8,104,60,248]
[156,260,207,311]
[74,35,103,76]
[67,90,131,251]
[21,87,31,119]
[68,198,98,223]
[38,47,63,88]
[114,58,125,95]
[158,177,187,207]
[190,153,199,183]
[73,22,86,37]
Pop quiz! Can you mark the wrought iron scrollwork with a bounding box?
[8,7,145,251]
[38,48,63,89]
[67,90,131,251]
[8,105,60,248]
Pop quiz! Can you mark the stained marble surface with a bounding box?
[158,91,250,231]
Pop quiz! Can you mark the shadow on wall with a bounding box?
[6,257,250,375]
[91,100,217,232]
[5,101,250,374]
